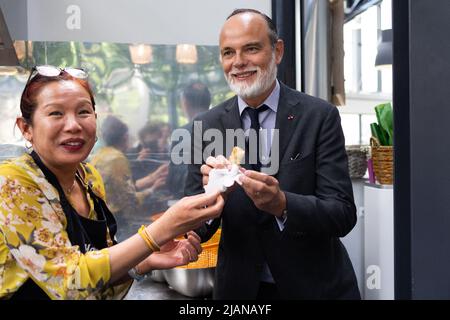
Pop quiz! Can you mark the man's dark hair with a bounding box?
[181,81,211,112]
[227,8,278,47]
[101,115,128,148]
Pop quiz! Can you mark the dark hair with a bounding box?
[138,121,167,141]
[227,8,278,47]
[101,115,128,148]
[20,71,96,124]
[181,82,211,112]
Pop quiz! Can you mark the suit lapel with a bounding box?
[275,83,303,163]
[220,96,242,132]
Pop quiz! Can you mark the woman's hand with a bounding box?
[108,185,223,284]
[137,231,202,273]
[146,192,224,246]
[201,155,237,198]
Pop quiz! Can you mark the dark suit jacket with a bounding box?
[185,83,360,300]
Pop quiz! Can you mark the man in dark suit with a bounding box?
[184,8,360,300]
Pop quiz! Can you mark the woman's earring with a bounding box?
[25,140,33,150]
[95,136,98,142]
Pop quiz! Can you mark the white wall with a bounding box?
[2,0,271,45]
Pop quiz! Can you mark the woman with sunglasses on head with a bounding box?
[0,65,224,300]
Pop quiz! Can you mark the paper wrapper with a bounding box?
[204,164,242,194]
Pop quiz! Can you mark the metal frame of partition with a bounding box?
[272,0,297,89]
[392,0,411,300]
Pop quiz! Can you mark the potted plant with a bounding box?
[370,102,394,185]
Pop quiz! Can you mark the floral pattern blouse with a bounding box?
[0,153,132,300]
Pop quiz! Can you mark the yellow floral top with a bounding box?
[0,153,132,300]
[90,146,146,216]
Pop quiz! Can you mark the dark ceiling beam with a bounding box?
[0,6,19,66]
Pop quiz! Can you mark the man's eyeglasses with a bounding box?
[26,65,88,84]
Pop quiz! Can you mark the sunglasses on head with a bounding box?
[24,65,95,107]
[26,65,88,84]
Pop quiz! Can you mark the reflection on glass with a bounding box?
[0,41,233,240]
[176,44,198,64]
[129,44,153,64]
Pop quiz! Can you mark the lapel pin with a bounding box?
[288,115,295,120]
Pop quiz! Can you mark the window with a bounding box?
[344,0,392,96]
[340,0,392,146]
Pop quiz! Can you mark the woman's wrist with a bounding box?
[146,218,173,249]
[138,225,160,252]
[127,239,155,282]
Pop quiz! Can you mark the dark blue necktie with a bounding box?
[245,105,269,171]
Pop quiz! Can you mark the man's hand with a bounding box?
[137,147,151,161]
[136,163,169,190]
[239,170,286,217]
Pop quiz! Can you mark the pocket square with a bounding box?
[290,153,300,161]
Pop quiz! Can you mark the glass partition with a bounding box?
[1,41,232,240]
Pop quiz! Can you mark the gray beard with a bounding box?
[225,58,278,100]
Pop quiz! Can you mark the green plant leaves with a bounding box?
[371,102,393,146]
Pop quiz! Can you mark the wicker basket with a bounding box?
[177,229,221,269]
[346,145,369,178]
[370,137,394,185]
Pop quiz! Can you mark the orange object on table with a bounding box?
[177,229,221,269]
[149,211,221,269]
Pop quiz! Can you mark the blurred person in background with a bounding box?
[128,121,169,182]
[90,115,167,238]
[157,122,171,160]
[167,82,211,199]
[127,121,172,215]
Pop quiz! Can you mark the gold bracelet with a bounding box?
[143,226,160,251]
[138,225,160,252]
[138,225,157,252]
